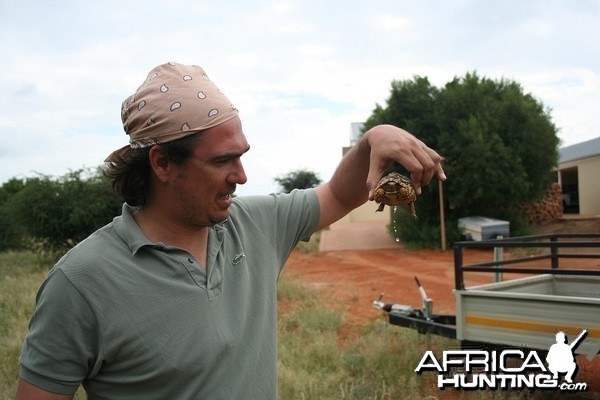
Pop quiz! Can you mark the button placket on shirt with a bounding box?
[205,225,226,299]
[170,224,227,297]
[180,255,207,288]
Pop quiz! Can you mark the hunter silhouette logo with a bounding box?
[415,329,589,391]
[546,330,587,384]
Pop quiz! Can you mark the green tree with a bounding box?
[364,72,559,247]
[365,76,439,145]
[437,73,559,218]
[0,177,26,203]
[363,76,445,247]
[2,169,122,252]
[0,178,28,251]
[274,169,322,193]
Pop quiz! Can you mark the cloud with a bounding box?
[1,0,599,193]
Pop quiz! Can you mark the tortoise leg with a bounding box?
[409,202,418,219]
[376,202,385,212]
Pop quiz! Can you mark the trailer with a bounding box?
[458,216,510,241]
[373,233,600,360]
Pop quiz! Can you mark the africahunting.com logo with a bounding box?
[415,330,590,392]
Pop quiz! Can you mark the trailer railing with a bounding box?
[454,233,600,290]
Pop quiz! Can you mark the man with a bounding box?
[546,331,578,383]
[16,62,445,399]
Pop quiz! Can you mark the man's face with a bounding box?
[171,116,249,227]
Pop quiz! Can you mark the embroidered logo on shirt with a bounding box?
[232,253,246,265]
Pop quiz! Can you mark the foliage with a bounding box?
[0,169,122,252]
[274,169,322,193]
[437,73,559,214]
[364,72,559,248]
[295,231,321,253]
[364,76,439,146]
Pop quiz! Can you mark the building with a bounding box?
[556,136,600,216]
[338,123,390,223]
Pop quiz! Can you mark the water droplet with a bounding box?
[392,206,400,244]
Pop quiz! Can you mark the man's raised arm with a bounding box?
[314,124,445,230]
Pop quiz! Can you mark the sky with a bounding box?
[1,0,598,196]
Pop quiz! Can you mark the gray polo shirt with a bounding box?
[20,189,320,399]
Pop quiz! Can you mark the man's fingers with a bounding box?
[365,126,446,200]
[437,164,447,181]
[409,167,424,195]
[411,146,445,190]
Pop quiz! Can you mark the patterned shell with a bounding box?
[373,172,417,219]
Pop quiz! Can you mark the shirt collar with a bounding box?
[113,203,153,254]
[113,203,229,255]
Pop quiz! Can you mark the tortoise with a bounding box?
[373,172,417,219]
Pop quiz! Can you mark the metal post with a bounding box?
[439,179,446,252]
[454,245,464,290]
[494,235,504,283]
[551,236,559,269]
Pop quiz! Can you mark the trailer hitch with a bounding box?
[372,276,457,339]
[372,276,433,320]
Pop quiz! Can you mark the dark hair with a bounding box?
[104,133,202,206]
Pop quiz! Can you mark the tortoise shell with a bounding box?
[373,172,417,219]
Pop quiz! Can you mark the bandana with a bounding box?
[106,62,238,162]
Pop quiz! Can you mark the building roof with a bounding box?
[559,136,600,164]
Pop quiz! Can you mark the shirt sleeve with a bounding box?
[19,267,101,395]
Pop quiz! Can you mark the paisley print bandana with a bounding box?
[106,62,238,162]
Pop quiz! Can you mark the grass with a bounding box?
[0,251,87,400]
[0,251,51,399]
[0,250,586,400]
[295,230,321,253]
[278,275,446,399]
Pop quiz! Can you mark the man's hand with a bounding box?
[315,124,445,230]
[365,125,445,199]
